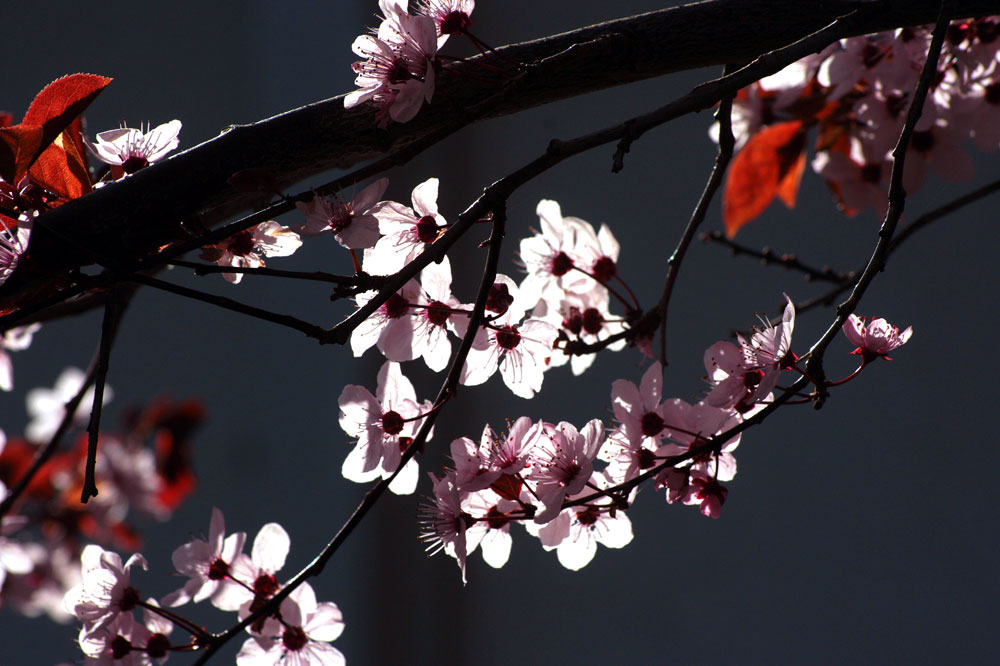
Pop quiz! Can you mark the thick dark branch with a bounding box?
[4,0,999,310]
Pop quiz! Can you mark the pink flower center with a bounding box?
[640,411,665,437]
[575,506,600,526]
[119,586,140,611]
[582,308,604,335]
[208,557,230,580]
[387,58,413,85]
[121,155,150,174]
[426,300,450,326]
[111,635,133,659]
[253,573,279,599]
[440,11,471,35]
[146,633,170,659]
[495,325,521,350]
[416,215,440,243]
[486,282,513,315]
[383,293,410,318]
[549,251,574,276]
[283,625,308,652]
[382,410,405,435]
[562,307,583,335]
[226,230,256,257]
[328,206,352,232]
[591,256,617,283]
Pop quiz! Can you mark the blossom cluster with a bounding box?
[344,1,476,127]
[0,368,202,626]
[716,18,1000,219]
[60,508,345,665]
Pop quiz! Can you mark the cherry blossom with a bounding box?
[236,582,345,666]
[199,221,302,284]
[229,522,290,616]
[0,322,39,391]
[338,361,431,495]
[350,278,423,361]
[843,314,913,362]
[345,1,437,127]
[412,255,468,371]
[420,471,474,582]
[525,472,633,571]
[25,366,113,443]
[463,488,520,569]
[0,217,29,289]
[364,177,447,275]
[161,507,249,610]
[460,317,558,399]
[528,419,605,524]
[658,398,742,483]
[294,178,387,249]
[705,296,795,412]
[63,545,147,637]
[84,120,182,176]
[418,0,475,47]
[77,611,152,665]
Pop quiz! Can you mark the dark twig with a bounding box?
[701,230,851,284]
[192,203,509,665]
[657,76,736,365]
[81,287,127,503]
[804,0,956,402]
[0,364,99,519]
[168,259,383,289]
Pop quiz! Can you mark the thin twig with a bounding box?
[701,231,850,284]
[804,0,956,403]
[81,287,126,503]
[168,259,380,288]
[0,364,99,518]
[657,74,737,365]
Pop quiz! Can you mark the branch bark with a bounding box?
[3,0,999,310]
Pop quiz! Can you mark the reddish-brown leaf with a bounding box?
[0,124,44,184]
[29,130,92,200]
[490,474,523,502]
[0,112,13,128]
[22,73,112,154]
[723,120,807,237]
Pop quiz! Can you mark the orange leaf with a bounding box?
[22,73,112,155]
[723,120,807,237]
[29,130,92,199]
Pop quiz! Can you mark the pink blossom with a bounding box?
[843,314,912,362]
[658,399,742,483]
[25,366,113,443]
[161,507,248,610]
[0,217,29,289]
[349,278,423,361]
[450,417,537,493]
[78,611,152,665]
[420,471,474,582]
[338,361,431,495]
[413,256,468,371]
[294,178,388,249]
[364,177,447,275]
[705,296,795,411]
[525,472,633,571]
[528,419,605,524]
[84,120,181,175]
[418,0,475,47]
[0,322,39,391]
[236,583,345,666]
[229,522,290,614]
[63,545,147,637]
[463,488,518,569]
[200,221,302,284]
[345,2,437,127]
[460,317,558,399]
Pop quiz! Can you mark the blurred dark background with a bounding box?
[3,2,999,664]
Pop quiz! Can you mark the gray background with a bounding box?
[3,2,998,664]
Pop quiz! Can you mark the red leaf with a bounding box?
[29,130,92,199]
[723,120,807,237]
[490,474,523,502]
[0,124,44,184]
[0,112,12,128]
[22,73,112,154]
